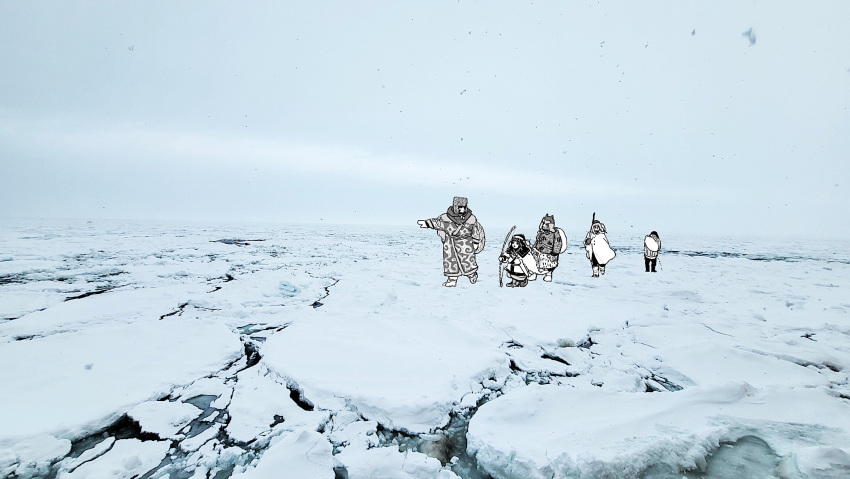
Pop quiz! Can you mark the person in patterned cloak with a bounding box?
[532,214,565,282]
[417,196,485,287]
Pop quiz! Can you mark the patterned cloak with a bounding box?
[425,209,485,277]
[534,228,566,271]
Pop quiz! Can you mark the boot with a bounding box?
[517,278,528,287]
[468,271,478,284]
[443,277,457,287]
[506,280,517,288]
[543,272,552,282]
[592,266,599,278]
[600,265,606,275]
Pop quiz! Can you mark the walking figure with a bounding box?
[583,213,616,278]
[418,197,485,287]
[532,214,567,282]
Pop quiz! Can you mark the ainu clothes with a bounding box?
[534,230,564,271]
[501,234,540,284]
[536,252,559,271]
[532,214,567,274]
[534,230,563,254]
[424,205,485,278]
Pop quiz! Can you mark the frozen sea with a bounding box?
[1,219,849,479]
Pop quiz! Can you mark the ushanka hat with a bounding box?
[453,196,468,208]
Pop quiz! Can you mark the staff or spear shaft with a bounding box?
[584,212,596,249]
[498,225,516,287]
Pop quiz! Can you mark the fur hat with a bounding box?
[453,197,468,208]
[542,214,555,224]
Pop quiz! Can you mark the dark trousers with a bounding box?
[644,256,657,272]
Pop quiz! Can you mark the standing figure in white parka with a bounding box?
[418,196,485,287]
[583,213,616,278]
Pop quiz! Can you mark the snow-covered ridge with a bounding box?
[0,220,848,478]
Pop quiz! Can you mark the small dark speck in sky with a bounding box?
[743,28,756,46]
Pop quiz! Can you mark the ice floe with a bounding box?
[0,220,848,478]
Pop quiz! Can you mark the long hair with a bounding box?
[591,221,607,234]
[506,234,530,257]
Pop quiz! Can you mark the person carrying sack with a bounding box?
[644,231,661,273]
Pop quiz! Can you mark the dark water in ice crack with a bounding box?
[377,411,494,479]
[641,435,781,479]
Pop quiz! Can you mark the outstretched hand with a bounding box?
[417,220,427,228]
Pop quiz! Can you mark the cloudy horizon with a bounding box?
[2,1,848,238]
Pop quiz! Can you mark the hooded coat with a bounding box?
[584,222,616,265]
[424,205,485,277]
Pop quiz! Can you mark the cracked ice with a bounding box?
[1,220,849,478]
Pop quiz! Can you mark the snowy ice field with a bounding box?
[1,219,849,479]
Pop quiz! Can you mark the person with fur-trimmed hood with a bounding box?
[417,197,485,287]
[583,215,616,278]
[532,214,567,282]
[499,234,540,287]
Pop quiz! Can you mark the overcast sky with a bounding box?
[1,1,849,238]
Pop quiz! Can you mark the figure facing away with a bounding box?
[644,231,661,272]
[532,214,567,282]
[583,213,616,278]
[418,197,485,287]
[499,233,540,287]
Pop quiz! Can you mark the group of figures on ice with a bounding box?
[417,197,662,287]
